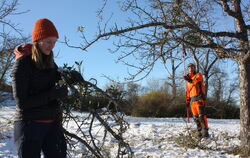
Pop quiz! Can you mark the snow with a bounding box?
[0,105,241,158]
[0,92,15,107]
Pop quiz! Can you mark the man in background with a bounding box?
[184,63,209,138]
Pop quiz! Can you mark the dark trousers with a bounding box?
[14,120,67,158]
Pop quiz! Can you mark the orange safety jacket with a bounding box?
[185,72,208,128]
[185,72,205,102]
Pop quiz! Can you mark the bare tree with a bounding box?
[59,68,133,157]
[209,65,239,104]
[209,66,227,102]
[162,47,183,99]
[0,0,29,88]
[0,34,28,88]
[65,0,250,154]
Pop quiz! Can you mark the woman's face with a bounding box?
[188,65,195,73]
[37,37,58,55]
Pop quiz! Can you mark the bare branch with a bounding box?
[220,0,237,18]
[65,22,186,51]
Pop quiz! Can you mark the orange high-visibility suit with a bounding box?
[185,72,209,136]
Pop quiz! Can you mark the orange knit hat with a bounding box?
[32,18,59,42]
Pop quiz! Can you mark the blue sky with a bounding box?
[7,0,239,90]
[7,0,169,88]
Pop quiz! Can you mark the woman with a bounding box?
[11,18,67,158]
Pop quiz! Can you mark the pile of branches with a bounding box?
[58,67,133,158]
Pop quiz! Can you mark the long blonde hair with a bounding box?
[31,43,54,69]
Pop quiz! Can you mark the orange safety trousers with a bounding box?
[191,99,208,129]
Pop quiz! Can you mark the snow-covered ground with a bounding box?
[0,105,241,158]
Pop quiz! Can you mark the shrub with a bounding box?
[130,91,239,119]
[205,99,239,119]
[132,91,170,117]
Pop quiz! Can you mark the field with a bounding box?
[0,104,241,158]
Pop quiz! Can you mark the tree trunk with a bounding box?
[203,71,208,99]
[171,70,177,99]
[239,58,250,154]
